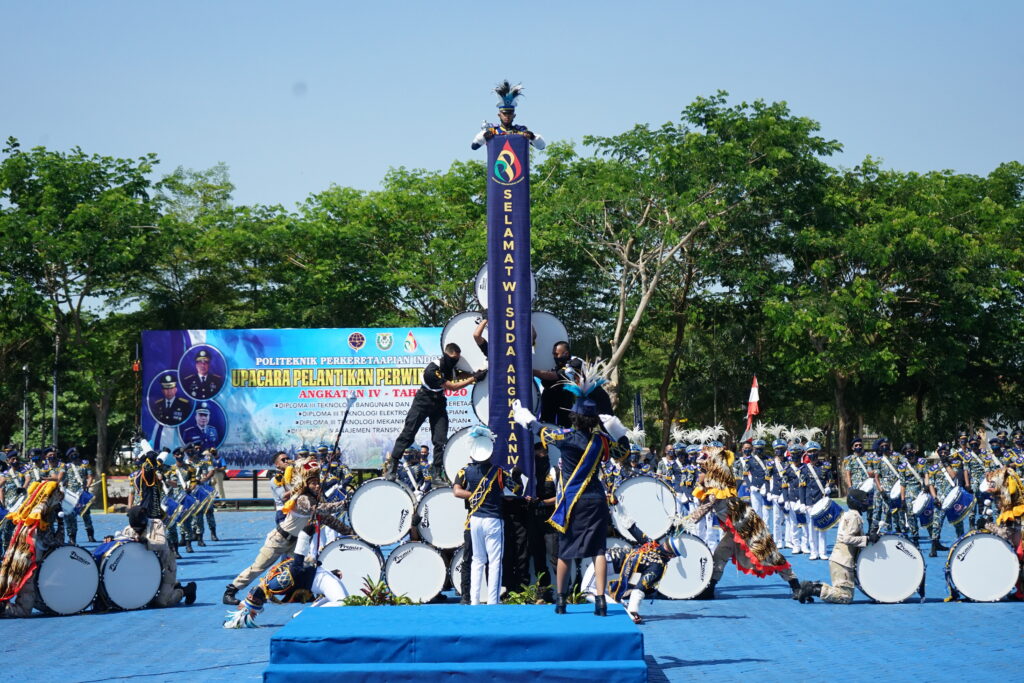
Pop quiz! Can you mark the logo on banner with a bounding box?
[376,333,393,351]
[404,331,418,353]
[348,332,366,351]
[492,140,524,186]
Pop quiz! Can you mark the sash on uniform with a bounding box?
[548,433,609,534]
[465,464,503,529]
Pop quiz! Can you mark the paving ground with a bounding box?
[3,510,1020,683]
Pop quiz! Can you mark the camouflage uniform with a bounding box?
[927,460,965,543]
[0,462,24,559]
[170,460,198,551]
[871,453,902,532]
[77,460,97,541]
[61,461,89,545]
[894,456,924,539]
[962,447,989,526]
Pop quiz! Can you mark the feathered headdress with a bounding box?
[559,358,611,417]
[783,426,823,446]
[670,423,688,446]
[753,422,786,441]
[494,80,524,109]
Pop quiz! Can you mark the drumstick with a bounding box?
[331,395,359,454]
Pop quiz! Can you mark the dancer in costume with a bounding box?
[470,80,545,151]
[224,525,349,628]
[797,488,876,604]
[223,457,351,605]
[683,443,802,600]
[962,467,1024,601]
[512,359,631,617]
[0,480,63,617]
[580,521,685,624]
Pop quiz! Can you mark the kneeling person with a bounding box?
[798,488,875,604]
[119,506,196,607]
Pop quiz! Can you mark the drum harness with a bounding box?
[751,454,768,495]
[879,456,903,508]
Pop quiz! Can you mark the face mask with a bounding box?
[439,354,458,374]
[555,354,570,368]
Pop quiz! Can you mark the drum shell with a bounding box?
[656,533,714,600]
[319,537,385,597]
[348,478,416,546]
[888,481,904,510]
[855,533,925,604]
[415,486,467,550]
[443,426,497,484]
[384,541,447,603]
[440,311,489,375]
[449,545,466,595]
[911,493,935,526]
[945,531,1019,602]
[98,540,163,611]
[941,486,975,525]
[35,544,100,616]
[810,498,842,531]
[611,475,677,542]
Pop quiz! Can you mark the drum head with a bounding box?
[441,311,488,375]
[36,545,99,615]
[100,541,162,610]
[319,538,384,596]
[416,487,467,550]
[450,546,466,595]
[948,532,1019,602]
[471,380,539,425]
[385,541,446,603]
[657,534,714,599]
[349,478,415,546]
[856,534,924,603]
[475,263,536,311]
[612,476,677,542]
[581,537,632,584]
[530,312,569,373]
[444,426,495,483]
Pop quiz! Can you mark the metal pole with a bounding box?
[22,364,29,455]
[252,469,258,499]
[52,333,60,448]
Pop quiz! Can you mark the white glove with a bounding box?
[823,485,832,496]
[511,399,536,428]
[599,414,628,441]
[680,516,698,535]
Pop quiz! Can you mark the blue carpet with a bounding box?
[3,511,1022,683]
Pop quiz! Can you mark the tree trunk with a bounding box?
[93,390,112,475]
[833,372,850,490]
[658,263,695,452]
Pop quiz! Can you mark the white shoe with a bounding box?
[808,554,819,561]
[792,548,803,554]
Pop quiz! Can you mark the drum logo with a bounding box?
[110,549,124,571]
[394,549,413,564]
[956,540,975,562]
[492,140,524,186]
[894,541,915,560]
[376,333,393,351]
[420,506,430,528]
[69,550,90,566]
[698,557,707,581]
[398,509,409,532]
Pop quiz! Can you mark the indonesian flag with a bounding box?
[743,376,760,438]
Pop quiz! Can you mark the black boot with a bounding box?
[175,548,183,560]
[933,539,949,552]
[788,577,802,600]
[594,594,607,617]
[183,582,197,605]
[197,537,207,547]
[223,584,240,606]
[695,578,718,600]
[211,531,219,542]
[798,581,822,604]
[554,592,567,614]
[185,542,194,554]
[87,533,97,543]
[69,532,78,546]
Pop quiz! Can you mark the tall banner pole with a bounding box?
[486,134,534,492]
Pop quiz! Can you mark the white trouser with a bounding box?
[312,567,350,604]
[750,488,766,519]
[470,516,503,605]
[771,498,786,542]
[786,506,807,551]
[699,515,721,550]
[807,521,828,558]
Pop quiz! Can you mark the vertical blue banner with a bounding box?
[486,134,533,489]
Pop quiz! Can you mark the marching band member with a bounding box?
[870,438,900,535]
[269,451,294,524]
[768,439,789,545]
[223,457,348,606]
[797,488,876,604]
[452,429,506,606]
[193,448,220,543]
[470,80,545,151]
[747,438,770,519]
[784,442,808,553]
[896,443,925,542]
[926,444,966,557]
[800,442,830,560]
[116,506,196,607]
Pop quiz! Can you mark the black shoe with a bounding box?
[197,539,207,547]
[69,534,78,546]
[211,532,220,542]
[185,543,194,554]
[183,582,197,605]
[695,579,717,600]
[554,593,567,614]
[594,595,607,617]
[789,577,802,600]
[223,584,240,606]
[175,549,183,559]
[458,596,471,605]
[87,535,97,543]
[798,581,820,604]
[933,540,949,551]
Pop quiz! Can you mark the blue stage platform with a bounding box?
[264,603,646,682]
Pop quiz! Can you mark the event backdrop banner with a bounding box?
[141,328,475,469]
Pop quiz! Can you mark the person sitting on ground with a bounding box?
[116,506,196,607]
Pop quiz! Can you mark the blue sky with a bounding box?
[2,1,1021,207]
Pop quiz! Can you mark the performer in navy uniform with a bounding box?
[512,361,630,617]
[181,349,223,399]
[470,80,546,151]
[181,402,219,450]
[152,375,192,426]
[386,343,485,480]
[452,431,505,605]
